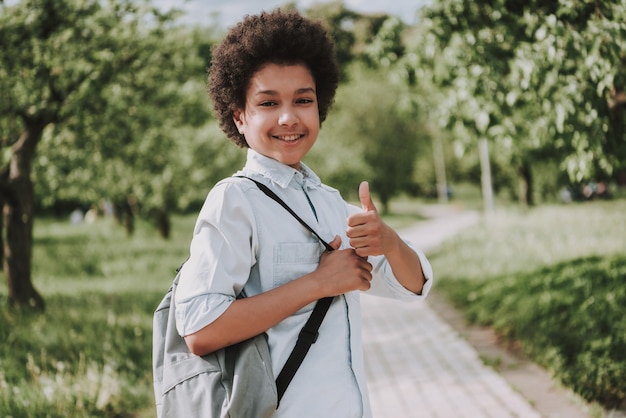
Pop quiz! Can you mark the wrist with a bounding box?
[382,228,403,258]
[295,271,327,301]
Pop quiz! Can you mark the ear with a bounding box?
[232,110,245,134]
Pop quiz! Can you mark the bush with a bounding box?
[444,255,626,407]
[432,200,626,410]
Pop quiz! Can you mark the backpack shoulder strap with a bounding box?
[235,175,335,404]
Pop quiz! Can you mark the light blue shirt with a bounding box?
[175,149,433,417]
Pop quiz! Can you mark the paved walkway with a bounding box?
[360,207,574,418]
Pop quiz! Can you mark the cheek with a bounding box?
[305,109,320,126]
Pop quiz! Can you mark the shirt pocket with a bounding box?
[273,242,321,313]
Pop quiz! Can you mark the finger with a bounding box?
[361,259,373,273]
[329,235,342,251]
[355,247,371,258]
[348,235,366,249]
[359,181,377,213]
[361,267,373,283]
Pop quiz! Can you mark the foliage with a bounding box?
[1,0,431,308]
[0,0,185,308]
[508,1,626,183]
[304,0,402,81]
[409,0,522,160]
[4,0,626,219]
[309,64,425,212]
[431,200,626,409]
[362,16,406,68]
[29,16,220,218]
[305,0,357,81]
[402,0,626,204]
[446,255,626,408]
[170,122,247,213]
[17,0,427,221]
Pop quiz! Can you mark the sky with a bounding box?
[152,0,432,28]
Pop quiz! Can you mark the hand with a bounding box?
[314,235,373,296]
[346,181,398,258]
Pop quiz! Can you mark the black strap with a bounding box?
[239,176,333,251]
[275,296,333,403]
[237,176,334,404]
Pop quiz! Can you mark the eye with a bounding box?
[259,101,277,107]
[296,98,314,104]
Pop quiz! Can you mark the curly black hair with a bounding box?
[208,10,339,147]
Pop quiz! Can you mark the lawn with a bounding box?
[0,215,190,418]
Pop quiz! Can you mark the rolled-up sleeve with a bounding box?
[174,182,257,337]
[367,242,434,300]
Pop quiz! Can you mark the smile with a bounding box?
[274,134,303,142]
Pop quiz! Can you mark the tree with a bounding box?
[33,23,220,238]
[305,0,359,80]
[408,0,529,209]
[0,0,175,309]
[507,1,626,184]
[325,65,422,213]
[408,0,626,208]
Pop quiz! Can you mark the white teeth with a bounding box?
[277,134,300,141]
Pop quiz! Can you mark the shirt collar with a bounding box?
[242,149,321,190]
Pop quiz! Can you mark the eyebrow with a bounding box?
[255,87,316,96]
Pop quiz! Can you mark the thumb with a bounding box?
[329,235,342,251]
[359,181,377,213]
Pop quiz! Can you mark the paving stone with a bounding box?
[362,209,542,418]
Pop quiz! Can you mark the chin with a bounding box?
[277,158,300,168]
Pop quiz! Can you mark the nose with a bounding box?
[278,106,299,126]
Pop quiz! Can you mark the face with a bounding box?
[233,63,320,170]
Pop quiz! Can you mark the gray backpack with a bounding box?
[152,266,277,418]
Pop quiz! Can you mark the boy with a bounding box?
[174,9,433,417]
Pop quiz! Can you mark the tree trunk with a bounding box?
[125,194,139,236]
[378,192,391,215]
[478,137,495,216]
[432,135,448,204]
[518,161,534,207]
[156,209,171,239]
[0,193,4,270]
[3,125,45,310]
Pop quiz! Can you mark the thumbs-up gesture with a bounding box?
[346,181,396,258]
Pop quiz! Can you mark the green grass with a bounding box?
[430,199,626,411]
[1,215,193,418]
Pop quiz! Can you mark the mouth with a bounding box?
[273,133,304,142]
